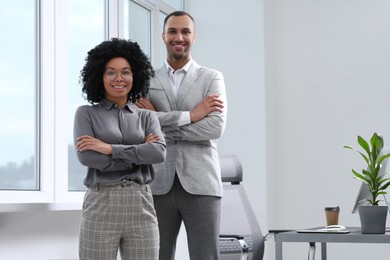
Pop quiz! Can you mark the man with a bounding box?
[136,11,227,260]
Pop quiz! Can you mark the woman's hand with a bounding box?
[76,134,160,155]
[76,135,113,155]
[145,133,160,143]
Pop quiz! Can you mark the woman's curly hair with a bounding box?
[80,38,155,104]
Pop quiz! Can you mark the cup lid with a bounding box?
[325,206,340,211]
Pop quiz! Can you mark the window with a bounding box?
[0,0,38,190]
[162,0,183,10]
[124,0,151,57]
[122,0,178,67]
[0,0,183,205]
[158,11,168,66]
[67,0,105,192]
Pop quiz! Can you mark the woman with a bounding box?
[74,38,166,260]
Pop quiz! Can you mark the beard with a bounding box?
[166,46,189,61]
[172,52,187,60]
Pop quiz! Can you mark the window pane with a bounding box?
[123,0,151,56]
[67,0,105,191]
[0,0,37,190]
[161,0,183,10]
[158,11,167,66]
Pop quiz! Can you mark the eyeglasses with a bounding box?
[104,69,133,80]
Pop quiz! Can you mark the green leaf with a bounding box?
[353,169,370,184]
[362,169,375,180]
[343,145,369,165]
[345,133,390,206]
[379,180,390,190]
[370,133,384,162]
[358,136,370,156]
[377,153,390,165]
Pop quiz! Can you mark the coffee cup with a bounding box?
[325,206,340,226]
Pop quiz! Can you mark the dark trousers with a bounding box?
[153,175,221,260]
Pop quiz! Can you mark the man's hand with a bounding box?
[190,95,224,123]
[76,135,113,155]
[145,133,160,143]
[136,98,156,111]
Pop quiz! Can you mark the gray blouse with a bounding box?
[73,99,166,187]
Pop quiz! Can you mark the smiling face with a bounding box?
[162,14,196,68]
[103,57,133,107]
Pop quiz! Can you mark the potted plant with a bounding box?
[344,132,390,234]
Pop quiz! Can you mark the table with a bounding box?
[274,227,390,260]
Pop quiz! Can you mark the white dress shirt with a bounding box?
[165,59,192,126]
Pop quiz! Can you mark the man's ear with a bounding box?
[162,32,166,43]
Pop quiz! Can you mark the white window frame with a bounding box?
[0,0,183,209]
[0,0,55,204]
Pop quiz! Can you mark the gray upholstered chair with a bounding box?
[219,154,265,260]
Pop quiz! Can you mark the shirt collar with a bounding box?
[165,58,193,73]
[100,98,132,111]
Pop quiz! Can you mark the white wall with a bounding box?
[0,211,80,260]
[265,0,390,259]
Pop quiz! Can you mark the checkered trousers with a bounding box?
[79,182,159,260]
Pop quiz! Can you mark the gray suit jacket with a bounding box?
[148,60,227,197]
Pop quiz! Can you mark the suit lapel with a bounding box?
[176,61,201,109]
[155,66,178,110]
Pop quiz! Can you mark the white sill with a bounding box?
[0,203,82,212]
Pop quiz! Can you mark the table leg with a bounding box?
[308,242,316,260]
[321,242,327,260]
[275,239,283,260]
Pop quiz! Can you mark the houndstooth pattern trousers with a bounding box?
[79,182,159,260]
